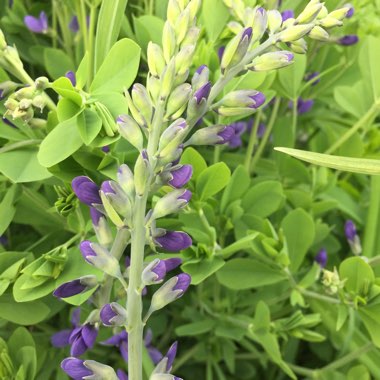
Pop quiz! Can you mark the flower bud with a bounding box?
[142,259,167,285]
[162,22,176,63]
[0,81,18,98]
[134,150,151,196]
[289,38,308,54]
[249,51,294,71]
[174,8,190,44]
[267,10,282,33]
[319,17,343,28]
[187,0,201,20]
[309,26,329,41]
[221,27,252,73]
[315,249,327,268]
[296,2,323,24]
[154,230,192,251]
[150,189,191,220]
[175,45,195,76]
[147,74,161,101]
[153,342,178,374]
[329,7,352,21]
[69,324,98,356]
[101,180,131,219]
[345,4,354,18]
[167,0,181,27]
[65,71,76,86]
[219,90,266,108]
[90,207,113,247]
[166,84,192,119]
[322,268,344,294]
[24,11,48,34]
[338,35,358,46]
[124,89,147,127]
[181,26,200,46]
[279,24,314,42]
[185,125,234,146]
[251,7,267,41]
[61,358,93,379]
[132,84,153,124]
[35,76,49,90]
[150,374,182,380]
[148,42,166,77]
[72,176,101,206]
[160,59,176,100]
[53,275,98,298]
[345,220,362,255]
[80,241,122,278]
[158,119,188,151]
[100,302,127,326]
[83,359,118,380]
[117,164,135,199]
[117,114,144,150]
[150,273,191,312]
[32,95,46,111]
[227,21,243,35]
[0,29,6,49]
[191,65,209,90]
[168,165,192,188]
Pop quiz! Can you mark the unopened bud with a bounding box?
[0,29,6,49]
[147,42,166,77]
[142,259,167,285]
[185,125,234,146]
[267,10,282,33]
[296,2,322,24]
[132,84,153,124]
[329,7,351,21]
[117,164,135,199]
[100,302,127,326]
[117,114,144,150]
[134,150,150,196]
[150,189,191,220]
[309,26,329,41]
[167,0,181,27]
[249,51,294,71]
[166,84,192,118]
[174,8,190,44]
[159,119,188,151]
[251,7,267,41]
[34,76,49,90]
[319,17,343,28]
[175,45,195,76]
[192,65,210,91]
[181,26,200,46]
[160,59,176,100]
[289,38,308,54]
[162,22,176,63]
[32,95,46,111]
[279,24,314,42]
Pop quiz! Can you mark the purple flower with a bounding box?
[69,16,79,33]
[79,240,96,262]
[178,189,192,203]
[173,273,191,295]
[102,145,110,153]
[305,72,320,85]
[217,125,235,144]
[346,6,354,18]
[194,82,212,104]
[242,27,253,41]
[345,220,356,242]
[61,358,93,379]
[196,65,207,74]
[117,369,129,380]
[168,165,193,188]
[72,176,101,206]
[165,341,178,371]
[144,329,163,364]
[24,11,48,33]
[69,324,98,356]
[90,207,103,226]
[289,98,314,114]
[100,303,127,326]
[102,330,129,361]
[101,180,116,195]
[53,275,97,298]
[65,71,76,86]
[257,123,266,138]
[155,231,192,252]
[249,92,266,109]
[51,308,81,348]
[163,258,182,272]
[315,249,327,268]
[227,122,247,148]
[0,235,8,246]
[338,35,359,46]
[281,10,294,21]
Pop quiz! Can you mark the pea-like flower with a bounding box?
[345,220,362,255]
[72,176,101,207]
[281,10,295,22]
[338,35,359,46]
[69,323,98,356]
[168,165,193,188]
[315,249,327,268]
[61,357,118,380]
[100,302,127,326]
[65,71,76,86]
[53,275,98,298]
[24,12,48,34]
[154,231,192,252]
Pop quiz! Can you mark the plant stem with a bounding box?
[87,5,97,87]
[127,194,147,380]
[300,288,342,305]
[291,96,298,145]
[244,110,261,171]
[324,103,380,154]
[250,97,281,173]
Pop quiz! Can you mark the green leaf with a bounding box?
[347,365,370,380]
[339,257,375,295]
[43,48,75,79]
[358,303,380,347]
[175,320,215,336]
[182,257,225,285]
[281,208,315,271]
[0,294,50,325]
[52,77,83,106]
[180,147,207,180]
[275,147,380,175]
[38,115,83,167]
[216,258,287,290]
[201,0,230,41]
[77,108,102,145]
[196,162,231,201]
[0,148,52,182]
[0,185,17,235]
[91,38,141,94]
[358,36,380,101]
[94,0,129,71]
[241,180,285,217]
[220,165,250,212]
[134,15,164,50]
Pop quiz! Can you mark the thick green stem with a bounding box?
[250,97,281,173]
[127,195,147,380]
[324,103,380,155]
[87,5,97,87]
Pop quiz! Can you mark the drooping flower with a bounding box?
[154,231,192,252]
[168,165,193,188]
[344,220,362,255]
[69,323,98,356]
[24,12,48,33]
[281,10,294,21]
[61,357,117,379]
[51,308,81,348]
[289,98,314,114]
[53,275,98,298]
[71,176,101,206]
[338,35,358,46]
[69,16,79,33]
[100,302,127,326]
[227,122,246,148]
[65,71,76,86]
